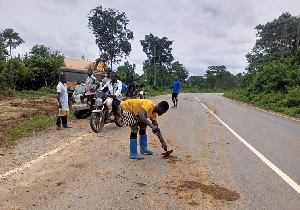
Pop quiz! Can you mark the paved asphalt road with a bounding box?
[0,93,299,210]
[179,93,300,209]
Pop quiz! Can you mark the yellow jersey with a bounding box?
[121,99,157,121]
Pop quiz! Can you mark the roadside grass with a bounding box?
[224,89,300,118]
[1,86,76,144]
[4,111,74,143]
[15,87,56,98]
[5,115,57,142]
[15,91,56,98]
[0,108,26,114]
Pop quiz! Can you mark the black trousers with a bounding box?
[56,116,67,127]
[112,98,121,112]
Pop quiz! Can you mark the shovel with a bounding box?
[161,149,173,157]
[155,132,173,157]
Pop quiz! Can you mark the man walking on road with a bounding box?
[171,76,181,108]
[120,99,169,159]
[56,74,70,130]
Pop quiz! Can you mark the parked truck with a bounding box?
[59,58,105,97]
[59,58,106,118]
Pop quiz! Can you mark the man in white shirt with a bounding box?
[56,74,70,130]
[85,69,100,111]
[101,71,111,86]
[100,72,122,123]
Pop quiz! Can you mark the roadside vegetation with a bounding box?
[0,89,73,145]
[0,9,299,145]
[5,115,56,142]
[4,111,74,143]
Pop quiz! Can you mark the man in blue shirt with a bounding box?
[121,82,127,95]
[171,76,181,108]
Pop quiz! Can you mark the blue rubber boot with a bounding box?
[140,135,153,155]
[130,139,144,159]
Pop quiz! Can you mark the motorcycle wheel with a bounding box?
[90,112,104,133]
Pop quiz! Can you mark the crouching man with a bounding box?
[120,99,169,159]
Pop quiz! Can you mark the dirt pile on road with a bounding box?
[0,96,58,145]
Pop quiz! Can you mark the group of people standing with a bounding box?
[56,69,181,159]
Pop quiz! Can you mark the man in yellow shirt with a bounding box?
[120,99,169,159]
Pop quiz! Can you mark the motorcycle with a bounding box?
[90,90,124,133]
[138,88,147,99]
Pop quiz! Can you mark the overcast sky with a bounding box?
[0,0,299,76]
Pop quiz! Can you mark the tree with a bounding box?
[246,13,300,75]
[30,44,51,57]
[88,6,134,70]
[248,58,299,94]
[187,76,204,86]
[1,28,24,58]
[0,34,7,73]
[140,33,174,86]
[2,56,29,91]
[204,65,225,89]
[170,61,189,82]
[23,45,64,90]
[116,61,137,82]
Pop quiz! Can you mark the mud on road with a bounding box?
[0,95,242,210]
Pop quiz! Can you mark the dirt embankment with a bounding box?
[0,96,58,145]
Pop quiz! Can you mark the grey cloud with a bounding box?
[2,0,300,77]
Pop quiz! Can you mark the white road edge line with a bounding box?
[0,134,88,180]
[194,96,300,194]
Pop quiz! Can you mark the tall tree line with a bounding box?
[2,6,299,99]
[0,28,64,92]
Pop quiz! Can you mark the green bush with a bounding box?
[224,87,300,118]
[15,86,56,97]
[39,86,56,94]
[282,86,300,108]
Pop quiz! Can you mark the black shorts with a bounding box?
[172,93,179,100]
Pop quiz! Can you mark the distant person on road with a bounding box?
[120,99,169,159]
[171,76,181,108]
[56,74,70,130]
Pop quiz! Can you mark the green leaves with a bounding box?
[1,28,24,58]
[22,45,64,90]
[140,33,175,86]
[247,12,300,74]
[88,6,133,70]
[116,61,137,82]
